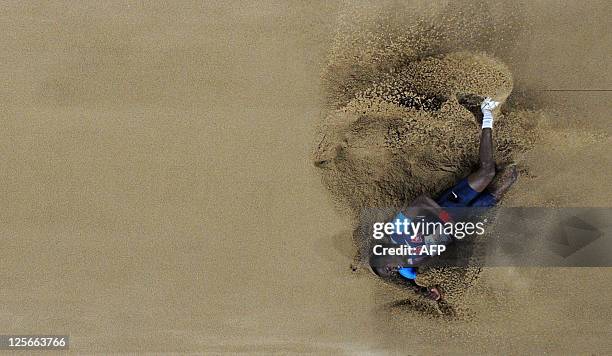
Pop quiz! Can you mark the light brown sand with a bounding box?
[313,0,608,313]
[0,0,611,354]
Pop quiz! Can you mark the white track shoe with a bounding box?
[481,97,500,112]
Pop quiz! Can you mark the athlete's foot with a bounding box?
[488,165,518,200]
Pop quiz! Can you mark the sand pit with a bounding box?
[2,1,610,353]
[314,53,543,312]
[313,51,538,217]
[312,2,606,314]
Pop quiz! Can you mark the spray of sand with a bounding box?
[312,1,606,314]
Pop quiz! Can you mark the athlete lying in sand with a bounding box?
[371,97,518,301]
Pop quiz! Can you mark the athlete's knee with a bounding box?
[480,163,496,180]
[472,166,495,186]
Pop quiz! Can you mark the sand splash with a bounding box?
[314,51,541,217]
[312,1,548,313]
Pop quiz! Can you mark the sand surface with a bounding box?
[1,1,611,353]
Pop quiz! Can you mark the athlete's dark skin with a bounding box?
[418,126,517,204]
[468,127,496,192]
[370,96,522,302]
[378,102,518,301]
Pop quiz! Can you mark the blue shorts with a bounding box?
[435,178,497,208]
[394,178,497,282]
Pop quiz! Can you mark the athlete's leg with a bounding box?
[467,127,495,192]
[466,97,500,192]
[469,165,519,207]
[487,164,518,200]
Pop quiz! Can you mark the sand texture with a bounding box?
[1,0,611,353]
